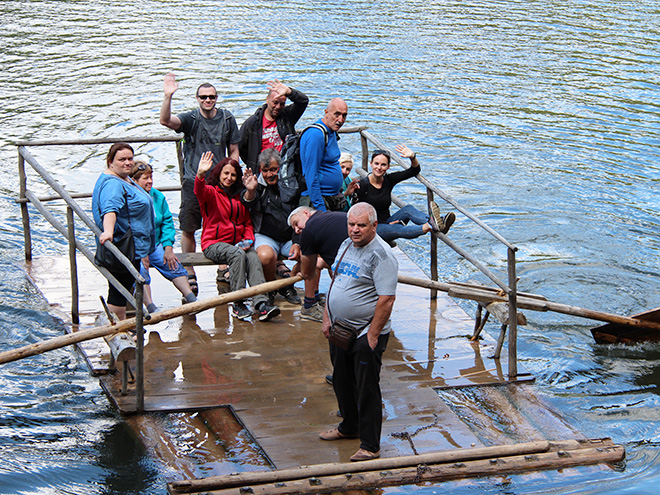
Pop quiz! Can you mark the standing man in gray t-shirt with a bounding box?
[319,203,398,462]
[160,73,241,293]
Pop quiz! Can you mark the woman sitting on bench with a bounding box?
[130,161,197,306]
[194,151,280,321]
[350,145,455,243]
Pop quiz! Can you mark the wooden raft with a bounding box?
[21,249,623,490]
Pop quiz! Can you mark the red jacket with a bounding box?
[194,177,254,251]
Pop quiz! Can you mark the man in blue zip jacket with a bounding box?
[299,98,348,212]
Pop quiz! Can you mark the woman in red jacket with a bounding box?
[195,151,280,321]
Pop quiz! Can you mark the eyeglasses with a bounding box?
[136,163,152,172]
[197,94,217,101]
[371,149,391,160]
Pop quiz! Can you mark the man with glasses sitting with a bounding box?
[159,73,241,295]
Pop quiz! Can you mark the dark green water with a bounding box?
[1,0,659,493]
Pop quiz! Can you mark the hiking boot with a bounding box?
[256,301,280,322]
[279,285,301,304]
[231,301,252,321]
[300,302,324,322]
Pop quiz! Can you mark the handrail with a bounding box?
[350,128,520,377]
[15,128,521,389]
[15,138,179,413]
[18,146,145,285]
[12,135,182,147]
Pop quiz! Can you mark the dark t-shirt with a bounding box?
[354,167,420,224]
[177,108,240,181]
[299,211,348,266]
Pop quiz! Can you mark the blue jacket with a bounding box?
[299,119,342,211]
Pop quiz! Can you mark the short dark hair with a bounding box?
[196,83,216,97]
[208,157,242,196]
[106,142,134,167]
[258,148,281,169]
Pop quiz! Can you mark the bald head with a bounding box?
[322,98,348,132]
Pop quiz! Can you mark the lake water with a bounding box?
[1,0,660,493]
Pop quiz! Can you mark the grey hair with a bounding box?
[258,148,281,168]
[287,206,316,227]
[348,202,377,224]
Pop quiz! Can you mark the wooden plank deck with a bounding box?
[23,248,541,471]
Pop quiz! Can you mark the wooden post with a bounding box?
[135,282,145,412]
[176,139,184,180]
[66,206,79,325]
[426,190,438,299]
[507,247,518,378]
[360,130,369,172]
[18,150,32,261]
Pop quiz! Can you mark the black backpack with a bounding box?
[279,123,328,204]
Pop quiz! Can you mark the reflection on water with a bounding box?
[2,0,660,493]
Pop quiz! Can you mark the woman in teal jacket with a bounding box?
[130,162,197,305]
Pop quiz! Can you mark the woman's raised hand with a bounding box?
[197,151,214,178]
[395,144,414,159]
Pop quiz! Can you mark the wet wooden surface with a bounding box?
[23,249,542,470]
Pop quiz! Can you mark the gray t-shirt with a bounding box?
[177,108,241,181]
[327,235,398,337]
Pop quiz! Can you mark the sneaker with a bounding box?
[231,301,252,320]
[325,374,333,385]
[279,285,301,304]
[300,302,324,322]
[441,212,456,234]
[429,201,456,235]
[256,301,280,321]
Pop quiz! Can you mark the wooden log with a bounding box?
[169,440,551,493]
[484,301,527,326]
[0,276,302,365]
[169,439,623,494]
[104,333,136,363]
[398,275,660,333]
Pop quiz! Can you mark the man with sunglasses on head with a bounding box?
[239,79,308,175]
[160,73,241,295]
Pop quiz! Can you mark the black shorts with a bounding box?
[179,179,202,233]
[107,260,141,307]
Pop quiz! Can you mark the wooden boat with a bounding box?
[591,307,660,344]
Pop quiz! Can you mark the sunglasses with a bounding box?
[371,149,391,160]
[136,163,152,172]
[197,94,217,101]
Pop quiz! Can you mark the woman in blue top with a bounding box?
[92,143,156,320]
[351,145,455,243]
[130,161,197,305]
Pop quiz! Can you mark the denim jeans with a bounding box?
[376,204,429,242]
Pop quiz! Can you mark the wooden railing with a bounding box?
[14,128,521,413]
[340,125,520,378]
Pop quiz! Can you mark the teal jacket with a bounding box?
[150,188,176,247]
